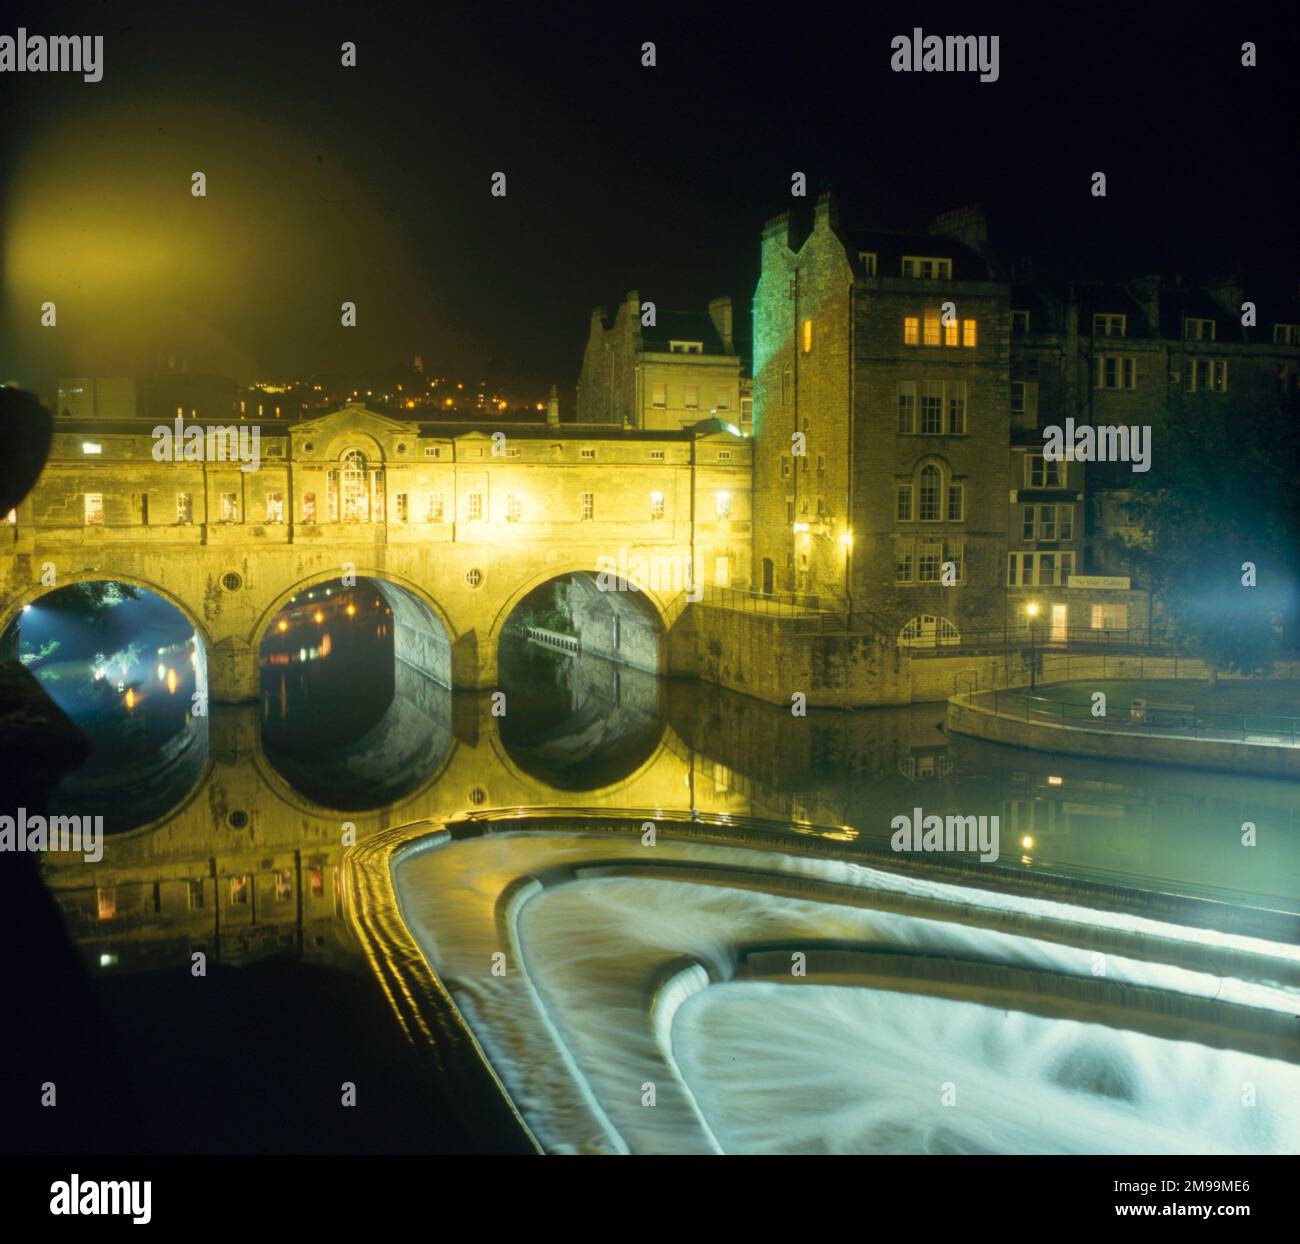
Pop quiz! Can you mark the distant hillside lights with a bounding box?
[152,417,261,473]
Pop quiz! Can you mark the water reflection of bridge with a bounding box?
[43,654,1299,975]
[42,663,952,975]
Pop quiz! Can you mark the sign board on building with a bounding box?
[1067,574,1130,590]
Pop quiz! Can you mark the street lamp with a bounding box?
[1025,601,1040,692]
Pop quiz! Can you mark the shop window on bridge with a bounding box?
[176,492,193,524]
[84,493,104,525]
[220,493,238,523]
[266,492,284,523]
[899,615,960,648]
[341,450,370,522]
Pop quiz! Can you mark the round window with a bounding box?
[221,572,243,592]
[464,568,483,588]
[226,810,249,830]
[468,787,487,806]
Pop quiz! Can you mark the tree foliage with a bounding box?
[1108,373,1298,675]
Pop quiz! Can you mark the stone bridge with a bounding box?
[0,405,753,699]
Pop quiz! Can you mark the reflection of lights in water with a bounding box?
[346,604,356,617]
[298,648,307,662]
[157,663,166,681]
[21,604,32,613]
[313,611,324,624]
[1022,835,1035,849]
[99,953,117,968]
[166,668,178,694]
[124,688,137,710]
[320,633,331,657]
[1047,775,1063,786]
[277,619,288,633]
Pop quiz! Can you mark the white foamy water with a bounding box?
[391,831,1300,1154]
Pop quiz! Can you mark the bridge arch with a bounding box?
[0,569,216,657]
[488,561,673,641]
[250,567,459,656]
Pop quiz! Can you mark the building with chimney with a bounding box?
[575,291,745,432]
[752,194,1010,644]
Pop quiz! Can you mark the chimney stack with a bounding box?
[708,296,734,353]
[814,190,839,231]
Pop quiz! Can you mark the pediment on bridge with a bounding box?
[290,405,417,462]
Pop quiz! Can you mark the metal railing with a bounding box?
[954,653,1300,697]
[965,686,1300,746]
[911,623,1179,654]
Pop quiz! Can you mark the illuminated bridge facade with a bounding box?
[0,405,753,700]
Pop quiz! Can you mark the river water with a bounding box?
[13,578,1300,1153]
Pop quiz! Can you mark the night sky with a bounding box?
[2,1,1296,397]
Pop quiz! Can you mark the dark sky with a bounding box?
[2,0,1296,397]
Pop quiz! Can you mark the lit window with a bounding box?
[802,319,813,352]
[220,492,238,523]
[650,491,665,520]
[266,492,284,523]
[82,442,102,455]
[302,492,317,523]
[962,319,977,348]
[341,450,369,521]
[903,316,920,346]
[1091,603,1128,630]
[506,493,522,522]
[84,493,104,525]
[580,492,594,520]
[467,493,483,521]
[176,493,193,524]
[923,310,940,346]
[715,491,731,519]
[944,318,959,347]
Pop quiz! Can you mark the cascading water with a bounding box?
[389,829,1300,1155]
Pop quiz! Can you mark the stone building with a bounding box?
[1006,271,1300,638]
[575,291,745,431]
[752,194,1010,645]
